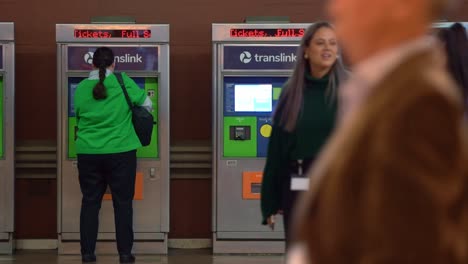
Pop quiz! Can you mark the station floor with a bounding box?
[0,249,285,264]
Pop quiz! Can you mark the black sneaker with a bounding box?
[119,254,135,263]
[81,254,96,263]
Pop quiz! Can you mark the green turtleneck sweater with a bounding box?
[260,73,338,224]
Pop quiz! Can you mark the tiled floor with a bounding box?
[0,249,285,264]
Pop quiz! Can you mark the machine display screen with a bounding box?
[74,29,151,39]
[234,84,272,112]
[224,76,287,116]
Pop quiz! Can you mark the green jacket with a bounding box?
[74,71,146,154]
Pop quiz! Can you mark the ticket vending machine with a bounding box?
[56,24,169,254]
[212,23,309,253]
[0,22,14,254]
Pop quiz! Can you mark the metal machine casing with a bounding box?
[0,22,15,255]
[212,23,310,253]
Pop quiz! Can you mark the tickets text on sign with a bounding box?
[229,28,306,38]
[74,29,152,39]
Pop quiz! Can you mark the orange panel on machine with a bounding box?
[103,172,144,200]
[242,171,263,200]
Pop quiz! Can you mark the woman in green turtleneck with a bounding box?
[261,22,348,248]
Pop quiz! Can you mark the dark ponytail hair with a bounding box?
[92,47,115,100]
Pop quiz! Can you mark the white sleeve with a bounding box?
[141,96,153,112]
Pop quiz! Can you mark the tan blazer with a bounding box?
[293,48,468,264]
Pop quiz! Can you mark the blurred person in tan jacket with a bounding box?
[289,0,468,263]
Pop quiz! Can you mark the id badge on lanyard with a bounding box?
[291,159,309,191]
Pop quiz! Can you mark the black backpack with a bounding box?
[115,72,155,146]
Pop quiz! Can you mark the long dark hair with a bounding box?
[92,47,115,100]
[438,23,468,104]
[274,22,347,132]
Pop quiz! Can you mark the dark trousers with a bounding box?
[281,159,314,250]
[77,150,137,256]
[281,182,298,250]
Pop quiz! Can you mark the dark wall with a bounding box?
[169,180,211,238]
[2,0,328,141]
[15,179,57,239]
[3,1,468,141]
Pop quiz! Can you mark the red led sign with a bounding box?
[230,28,305,38]
[74,29,151,39]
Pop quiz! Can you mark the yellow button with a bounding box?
[260,124,272,138]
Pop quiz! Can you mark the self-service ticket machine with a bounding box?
[56,24,170,254]
[0,22,14,255]
[212,23,309,253]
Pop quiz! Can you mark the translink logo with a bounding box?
[84,52,94,64]
[115,54,143,63]
[83,52,143,65]
[240,50,297,64]
[240,51,252,63]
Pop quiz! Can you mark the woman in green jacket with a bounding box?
[261,22,347,248]
[74,47,151,263]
